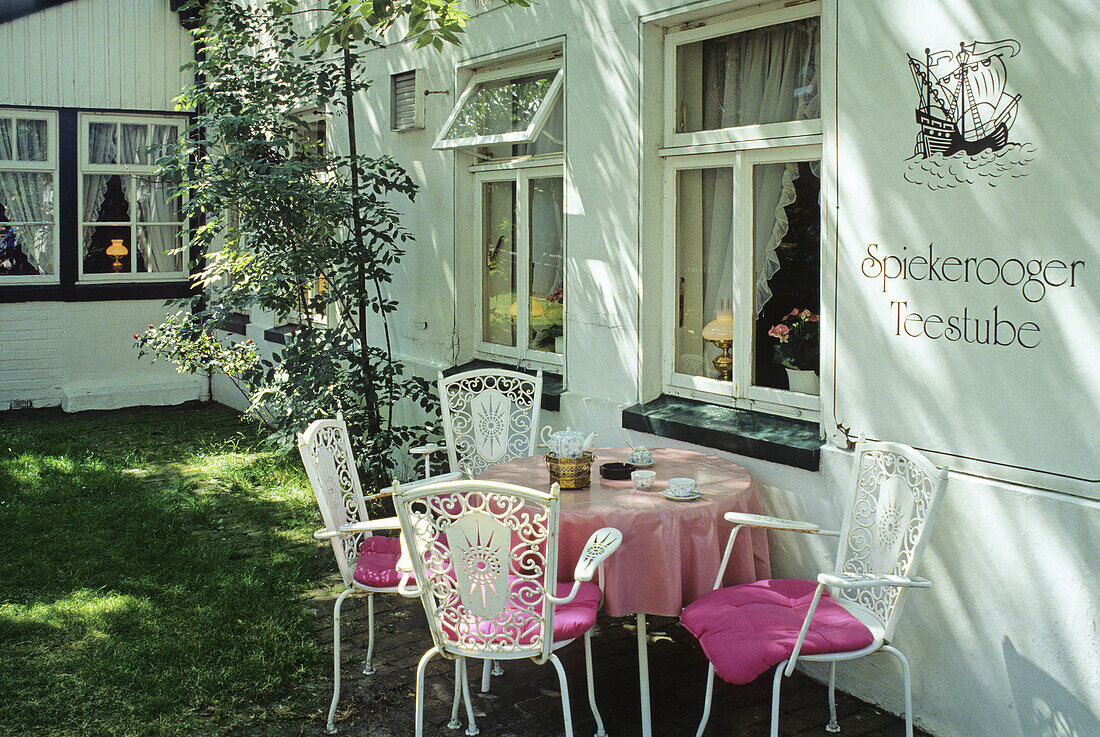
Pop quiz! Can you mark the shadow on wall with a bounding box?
[1004,638,1100,737]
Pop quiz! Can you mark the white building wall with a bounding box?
[344,2,1100,736]
[0,0,205,412]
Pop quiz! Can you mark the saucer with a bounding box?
[630,459,655,468]
[662,489,700,501]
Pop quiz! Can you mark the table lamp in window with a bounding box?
[106,239,128,273]
[702,307,734,381]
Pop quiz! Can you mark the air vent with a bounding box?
[391,70,423,131]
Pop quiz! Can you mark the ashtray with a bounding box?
[599,462,636,480]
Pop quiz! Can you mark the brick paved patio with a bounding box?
[312,586,931,737]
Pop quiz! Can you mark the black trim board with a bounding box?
[623,394,821,471]
[0,0,192,26]
[443,359,564,413]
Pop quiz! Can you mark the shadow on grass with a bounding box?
[0,403,329,737]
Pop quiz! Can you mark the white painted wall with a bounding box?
[343,2,1100,736]
[0,0,203,412]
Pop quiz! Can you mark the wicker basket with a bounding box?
[545,451,595,490]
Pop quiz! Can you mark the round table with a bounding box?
[478,446,771,617]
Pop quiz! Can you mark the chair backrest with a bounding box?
[298,414,370,589]
[393,479,561,663]
[438,368,543,477]
[832,441,948,640]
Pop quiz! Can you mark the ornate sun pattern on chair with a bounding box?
[441,372,540,477]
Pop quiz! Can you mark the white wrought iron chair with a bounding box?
[392,478,623,737]
[410,368,543,481]
[298,413,407,734]
[682,441,948,737]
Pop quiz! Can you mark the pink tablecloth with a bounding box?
[478,447,771,617]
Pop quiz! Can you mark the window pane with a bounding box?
[482,180,517,348]
[88,122,118,164]
[134,177,181,223]
[0,224,53,276]
[0,120,12,160]
[121,124,149,165]
[150,125,179,160]
[528,177,564,354]
[675,17,819,133]
[15,118,48,161]
[752,160,820,392]
[446,72,556,140]
[84,175,130,222]
[137,225,184,272]
[83,225,131,274]
[675,167,735,380]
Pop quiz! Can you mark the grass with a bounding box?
[0,403,325,736]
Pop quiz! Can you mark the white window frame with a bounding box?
[0,108,59,285]
[77,112,189,283]
[660,4,823,421]
[662,1,821,152]
[434,58,564,151]
[473,159,564,370]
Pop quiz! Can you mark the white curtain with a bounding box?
[0,118,55,275]
[82,123,117,258]
[701,17,820,321]
[129,124,180,272]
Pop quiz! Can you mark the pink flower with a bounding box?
[800,309,814,320]
[768,324,790,341]
[132,333,140,340]
[808,313,820,322]
[790,308,801,317]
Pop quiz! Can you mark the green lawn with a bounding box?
[0,403,325,736]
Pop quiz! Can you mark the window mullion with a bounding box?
[516,170,531,360]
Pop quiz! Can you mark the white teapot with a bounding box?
[540,426,597,459]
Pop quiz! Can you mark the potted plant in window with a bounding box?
[768,308,820,395]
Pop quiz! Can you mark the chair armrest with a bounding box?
[410,444,447,456]
[338,516,401,535]
[396,534,422,597]
[723,512,839,536]
[573,528,623,582]
[547,528,623,605]
[818,572,932,590]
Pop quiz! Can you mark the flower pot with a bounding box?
[785,368,819,395]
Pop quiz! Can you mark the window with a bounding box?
[434,59,563,150]
[79,114,187,281]
[0,109,58,283]
[291,110,330,326]
[442,54,566,368]
[661,4,821,419]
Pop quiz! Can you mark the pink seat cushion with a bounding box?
[443,580,603,646]
[352,536,404,588]
[681,578,875,685]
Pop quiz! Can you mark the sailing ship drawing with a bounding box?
[905,38,1034,188]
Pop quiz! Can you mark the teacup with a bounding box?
[631,469,656,490]
[667,477,697,498]
[630,447,654,465]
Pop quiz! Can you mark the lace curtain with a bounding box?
[0,118,55,275]
[700,17,820,323]
[83,123,117,261]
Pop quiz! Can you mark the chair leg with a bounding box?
[326,588,354,734]
[694,664,717,737]
[414,648,440,737]
[448,659,463,730]
[480,657,492,693]
[584,631,607,737]
[769,657,790,737]
[549,652,575,737]
[882,645,914,737]
[460,658,480,736]
[363,593,376,675]
[826,662,840,732]
[491,660,504,676]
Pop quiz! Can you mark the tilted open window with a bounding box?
[433,59,563,151]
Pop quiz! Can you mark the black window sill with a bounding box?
[0,281,194,303]
[622,394,821,471]
[264,324,298,345]
[444,359,564,412]
[221,312,249,336]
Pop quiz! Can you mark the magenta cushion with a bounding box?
[681,579,875,685]
[352,536,404,588]
[443,580,603,646]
